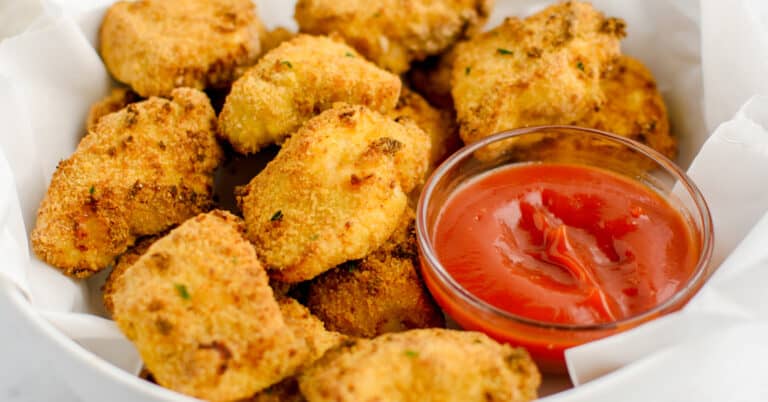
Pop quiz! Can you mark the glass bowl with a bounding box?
[416,126,714,373]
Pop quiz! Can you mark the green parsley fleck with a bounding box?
[270,210,283,221]
[373,11,382,17]
[310,233,320,241]
[576,61,585,71]
[175,284,190,300]
[404,349,419,358]
[89,185,95,195]
[345,52,355,58]
[281,60,293,68]
[497,48,514,56]
[465,66,471,75]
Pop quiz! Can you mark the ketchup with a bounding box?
[433,163,699,326]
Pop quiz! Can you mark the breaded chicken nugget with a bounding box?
[131,296,345,401]
[237,104,430,283]
[295,0,494,74]
[31,88,222,278]
[111,211,303,401]
[218,35,401,154]
[506,56,676,170]
[299,329,540,402]
[407,44,461,109]
[306,208,444,338]
[260,27,297,54]
[579,55,676,159]
[389,88,459,173]
[452,1,626,160]
[86,87,142,133]
[99,0,264,97]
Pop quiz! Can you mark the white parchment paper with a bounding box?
[0,0,767,400]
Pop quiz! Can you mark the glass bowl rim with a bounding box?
[415,125,714,332]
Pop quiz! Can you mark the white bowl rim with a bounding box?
[0,278,198,401]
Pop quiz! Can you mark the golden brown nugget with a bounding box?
[31,88,222,278]
[260,27,297,54]
[103,235,161,316]
[295,0,494,74]
[99,0,264,97]
[508,56,676,171]
[237,104,430,283]
[451,1,626,160]
[218,35,401,154]
[86,87,142,133]
[111,211,302,401]
[579,55,676,160]
[389,88,459,173]
[299,329,540,402]
[306,208,445,338]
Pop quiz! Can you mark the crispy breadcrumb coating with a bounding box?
[451,1,626,160]
[299,329,540,402]
[31,88,222,278]
[86,87,142,133]
[99,0,264,97]
[260,27,297,54]
[389,87,459,173]
[218,34,401,154]
[111,211,303,401]
[307,208,444,337]
[295,0,494,74]
[237,104,430,283]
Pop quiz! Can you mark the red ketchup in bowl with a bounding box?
[430,163,700,370]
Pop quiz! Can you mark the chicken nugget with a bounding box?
[295,0,494,74]
[31,88,222,278]
[218,35,401,154]
[99,0,264,97]
[86,87,142,133]
[261,27,297,54]
[130,296,345,401]
[299,329,540,402]
[306,208,444,337]
[451,1,626,160]
[506,56,676,171]
[237,104,430,283]
[579,55,676,160]
[389,87,459,173]
[111,211,304,401]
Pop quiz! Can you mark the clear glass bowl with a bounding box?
[416,126,714,373]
